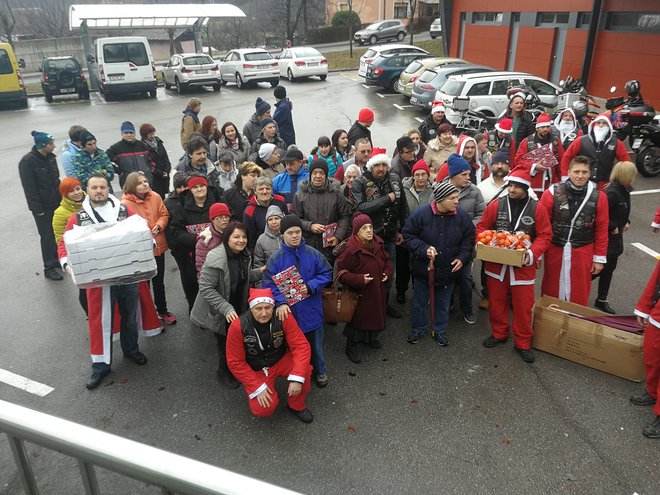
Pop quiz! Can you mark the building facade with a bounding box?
[447,0,659,103]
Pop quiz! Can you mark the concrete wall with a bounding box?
[14,37,86,72]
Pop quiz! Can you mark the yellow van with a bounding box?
[0,42,28,108]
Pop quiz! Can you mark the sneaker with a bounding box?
[463,312,476,324]
[44,269,63,281]
[396,292,406,304]
[483,335,507,348]
[630,390,657,406]
[478,297,490,310]
[407,334,420,344]
[642,416,660,439]
[386,305,402,319]
[435,335,449,346]
[158,312,177,325]
[515,347,536,363]
[316,374,329,388]
[287,406,314,423]
[345,344,361,364]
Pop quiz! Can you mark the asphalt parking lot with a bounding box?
[1,73,659,495]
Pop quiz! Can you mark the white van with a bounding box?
[93,36,157,99]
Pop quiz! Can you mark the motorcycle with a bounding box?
[603,84,656,148]
[450,96,497,136]
[635,115,660,177]
[556,75,601,133]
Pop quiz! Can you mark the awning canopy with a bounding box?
[69,3,246,30]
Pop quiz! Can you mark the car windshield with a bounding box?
[103,43,149,66]
[46,59,79,71]
[405,61,423,74]
[183,56,213,65]
[244,52,272,61]
[0,50,13,74]
[440,79,466,96]
[292,47,321,58]
[363,49,377,58]
[418,69,437,83]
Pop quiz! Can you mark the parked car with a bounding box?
[161,53,221,93]
[358,44,428,78]
[219,48,279,89]
[365,52,430,91]
[409,65,494,109]
[430,18,442,39]
[93,36,157,100]
[40,56,89,103]
[277,46,328,82]
[396,57,465,96]
[354,19,407,45]
[435,71,561,124]
[0,42,28,108]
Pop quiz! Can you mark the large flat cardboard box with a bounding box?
[532,296,644,382]
[475,243,524,267]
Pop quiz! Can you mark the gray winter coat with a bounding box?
[402,177,433,217]
[292,178,352,255]
[441,178,485,225]
[190,244,261,334]
[215,135,250,164]
[242,113,280,146]
[254,228,282,269]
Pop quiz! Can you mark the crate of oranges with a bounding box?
[475,230,531,267]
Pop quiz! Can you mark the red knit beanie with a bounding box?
[358,108,374,124]
[209,202,230,219]
[352,213,372,234]
[411,159,430,176]
[187,175,208,188]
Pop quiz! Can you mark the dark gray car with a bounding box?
[409,64,494,109]
[354,20,407,45]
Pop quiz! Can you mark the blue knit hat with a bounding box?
[31,130,54,148]
[491,149,510,166]
[447,153,470,178]
[255,97,271,116]
[260,117,276,129]
[121,121,135,134]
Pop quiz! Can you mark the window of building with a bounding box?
[577,12,591,28]
[393,2,408,18]
[472,12,503,24]
[536,12,570,26]
[338,2,349,11]
[606,12,660,33]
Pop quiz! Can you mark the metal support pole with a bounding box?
[78,460,101,495]
[193,18,205,53]
[581,0,603,86]
[7,434,40,495]
[439,0,453,57]
[80,20,99,90]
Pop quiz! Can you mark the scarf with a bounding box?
[182,108,200,124]
[143,138,158,151]
[431,201,456,216]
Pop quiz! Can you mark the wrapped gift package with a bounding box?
[63,215,157,288]
[532,296,644,382]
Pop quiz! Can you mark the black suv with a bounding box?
[40,56,89,102]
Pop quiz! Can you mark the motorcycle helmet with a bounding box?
[624,80,640,97]
[563,75,573,90]
[572,100,587,118]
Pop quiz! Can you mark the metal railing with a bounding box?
[0,399,303,495]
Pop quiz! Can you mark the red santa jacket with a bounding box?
[226,311,311,397]
[653,205,660,230]
[476,196,552,285]
[635,261,660,330]
[513,134,564,194]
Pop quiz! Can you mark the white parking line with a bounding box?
[414,117,424,123]
[393,104,413,110]
[361,84,371,89]
[0,369,54,397]
[631,242,660,260]
[377,93,400,97]
[631,189,660,196]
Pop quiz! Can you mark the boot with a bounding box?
[642,416,660,439]
[345,341,361,363]
[595,299,616,314]
[216,334,241,389]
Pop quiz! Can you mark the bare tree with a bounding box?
[23,0,71,39]
[0,0,17,46]
[408,0,417,45]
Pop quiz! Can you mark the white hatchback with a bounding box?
[161,53,221,93]
[219,48,280,89]
[277,46,328,82]
[358,44,429,78]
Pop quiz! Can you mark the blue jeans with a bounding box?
[92,284,140,374]
[305,326,327,376]
[457,261,474,314]
[410,277,453,341]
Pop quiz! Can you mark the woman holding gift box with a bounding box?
[122,172,176,325]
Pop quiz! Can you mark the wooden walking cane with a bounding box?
[428,252,436,337]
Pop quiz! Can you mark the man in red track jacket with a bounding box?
[476,168,552,363]
[630,261,660,438]
[226,288,314,423]
[539,156,609,306]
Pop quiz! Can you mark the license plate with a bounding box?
[632,138,643,150]
[308,62,319,66]
[195,70,207,74]
[410,96,418,103]
[109,75,124,81]
[60,88,75,93]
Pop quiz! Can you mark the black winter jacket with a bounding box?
[106,139,154,187]
[165,187,222,257]
[418,114,451,144]
[604,181,631,257]
[347,121,372,147]
[18,147,61,214]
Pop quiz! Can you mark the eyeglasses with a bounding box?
[401,149,414,154]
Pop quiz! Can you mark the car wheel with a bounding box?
[369,35,378,45]
[287,69,295,82]
[212,83,221,92]
[320,74,327,81]
[396,31,405,41]
[270,79,279,87]
[45,92,53,103]
[235,73,244,89]
[175,78,184,94]
[221,79,228,86]
[391,78,399,92]
[149,89,157,98]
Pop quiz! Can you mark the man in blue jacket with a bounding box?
[273,86,296,147]
[272,148,309,206]
[263,214,333,387]
[402,181,475,346]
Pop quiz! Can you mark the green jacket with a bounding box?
[71,148,114,189]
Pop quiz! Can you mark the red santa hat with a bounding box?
[495,117,513,134]
[535,112,552,128]
[366,147,390,171]
[506,168,531,190]
[431,100,446,115]
[248,288,275,308]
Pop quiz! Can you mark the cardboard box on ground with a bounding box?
[532,296,644,382]
[63,215,157,288]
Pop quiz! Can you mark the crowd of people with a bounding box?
[17,87,660,436]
